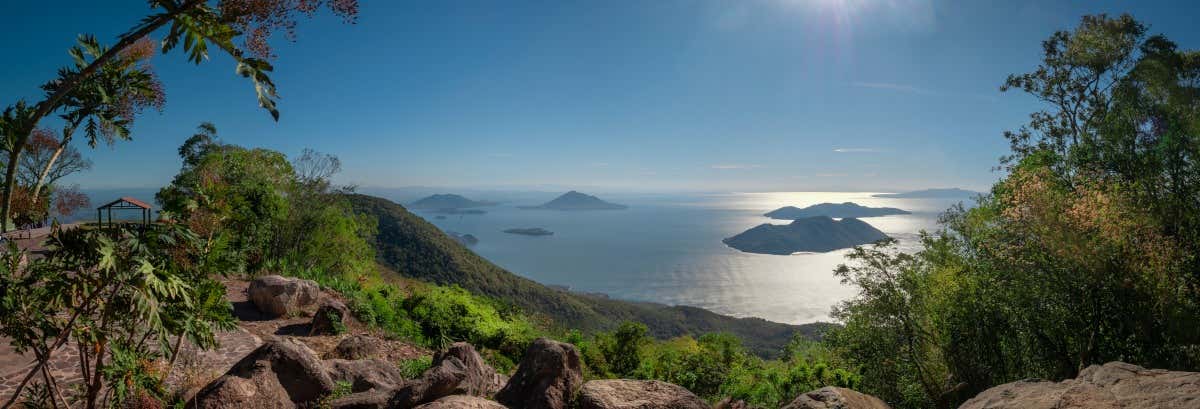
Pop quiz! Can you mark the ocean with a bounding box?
[398,191,972,325]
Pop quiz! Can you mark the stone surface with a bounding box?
[187,339,334,409]
[781,386,891,409]
[413,395,509,409]
[577,380,709,409]
[959,361,1200,409]
[432,342,505,397]
[331,350,474,409]
[247,275,320,318]
[311,299,352,335]
[333,334,385,360]
[495,338,583,409]
[325,358,406,393]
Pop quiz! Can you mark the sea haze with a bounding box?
[391,191,972,325]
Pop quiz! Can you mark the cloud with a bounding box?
[833,147,882,153]
[815,172,849,177]
[710,164,763,170]
[851,81,934,95]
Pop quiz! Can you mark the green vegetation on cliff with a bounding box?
[346,193,830,357]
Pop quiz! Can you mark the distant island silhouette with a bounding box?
[446,231,479,246]
[503,227,554,236]
[872,188,979,198]
[765,202,910,220]
[409,193,496,209]
[519,191,628,210]
[723,216,888,255]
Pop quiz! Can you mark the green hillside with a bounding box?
[345,193,831,356]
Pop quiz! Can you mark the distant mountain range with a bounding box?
[409,193,496,209]
[346,194,828,357]
[520,191,628,210]
[872,188,979,199]
[765,202,910,220]
[723,216,889,255]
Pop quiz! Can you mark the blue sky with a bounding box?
[3,1,1199,192]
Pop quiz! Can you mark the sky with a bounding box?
[3,1,1200,193]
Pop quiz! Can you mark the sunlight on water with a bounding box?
[420,191,969,324]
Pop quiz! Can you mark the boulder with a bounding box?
[331,350,474,409]
[959,361,1200,409]
[413,396,509,409]
[781,387,890,409]
[432,342,505,397]
[188,339,334,409]
[311,299,352,335]
[577,380,709,409]
[248,275,320,318]
[333,334,384,360]
[325,358,406,393]
[495,338,582,409]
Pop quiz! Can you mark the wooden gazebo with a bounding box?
[96,197,153,229]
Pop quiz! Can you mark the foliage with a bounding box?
[0,223,236,409]
[827,14,1200,409]
[398,356,434,380]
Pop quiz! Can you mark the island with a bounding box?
[722,216,888,255]
[410,193,496,210]
[432,208,487,215]
[872,188,979,199]
[446,231,479,246]
[765,202,910,220]
[503,227,554,236]
[519,191,628,210]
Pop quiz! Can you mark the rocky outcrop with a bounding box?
[781,387,890,409]
[331,343,499,409]
[311,299,351,335]
[333,334,384,360]
[433,342,507,397]
[325,358,407,393]
[248,275,320,318]
[413,395,509,409]
[959,361,1200,409]
[495,338,582,409]
[188,339,334,409]
[577,380,709,409]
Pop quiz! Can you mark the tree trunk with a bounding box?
[1,148,23,233]
[31,137,69,205]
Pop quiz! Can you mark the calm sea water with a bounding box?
[411,192,970,325]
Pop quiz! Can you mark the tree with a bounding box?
[0,224,234,409]
[0,0,359,232]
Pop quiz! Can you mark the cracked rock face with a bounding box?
[959,361,1200,409]
[248,275,320,318]
[495,338,582,409]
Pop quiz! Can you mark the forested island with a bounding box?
[520,191,628,210]
[503,227,554,236]
[410,193,496,209]
[764,202,910,219]
[723,216,889,254]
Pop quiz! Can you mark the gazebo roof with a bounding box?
[98,196,152,210]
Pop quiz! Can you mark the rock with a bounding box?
[781,386,890,409]
[413,396,509,409]
[332,350,476,409]
[325,358,406,393]
[495,338,582,409]
[311,299,352,335]
[959,361,1200,409]
[714,397,748,409]
[188,339,334,409]
[577,380,709,409]
[389,355,470,408]
[248,275,320,318]
[432,342,505,397]
[332,334,384,360]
